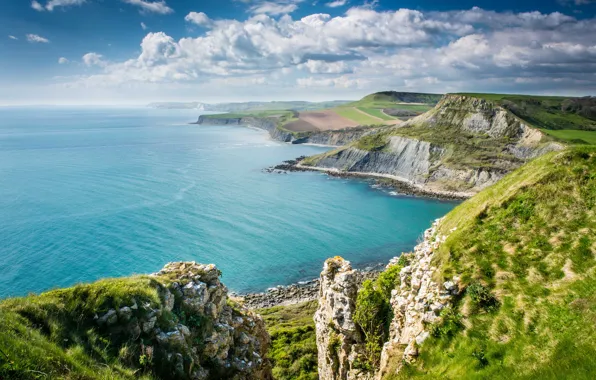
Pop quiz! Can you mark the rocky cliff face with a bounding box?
[315,136,443,186]
[314,257,371,380]
[304,95,563,196]
[194,115,368,146]
[378,220,460,378]
[96,262,271,380]
[313,222,461,380]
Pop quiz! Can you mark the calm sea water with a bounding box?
[0,107,457,297]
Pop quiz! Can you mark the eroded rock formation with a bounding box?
[95,262,271,380]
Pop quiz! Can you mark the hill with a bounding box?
[383,146,596,378]
[301,94,565,196]
[311,146,596,380]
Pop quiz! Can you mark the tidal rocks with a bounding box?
[94,262,272,380]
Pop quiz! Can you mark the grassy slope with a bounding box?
[0,276,161,379]
[334,107,383,125]
[357,107,396,121]
[386,147,596,379]
[456,93,596,135]
[258,301,319,380]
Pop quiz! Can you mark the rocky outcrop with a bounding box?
[303,95,563,196]
[315,136,442,186]
[313,222,461,380]
[314,257,371,380]
[194,115,369,146]
[95,262,271,380]
[378,219,460,378]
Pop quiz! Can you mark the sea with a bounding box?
[0,107,457,298]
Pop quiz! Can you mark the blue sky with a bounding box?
[1,0,595,104]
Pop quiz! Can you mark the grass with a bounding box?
[384,146,596,379]
[333,107,384,125]
[203,109,294,119]
[540,129,596,145]
[258,301,319,380]
[0,276,161,379]
[357,107,396,121]
[456,93,596,134]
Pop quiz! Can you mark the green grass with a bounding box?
[258,301,319,380]
[385,147,596,379]
[540,129,596,145]
[456,93,596,134]
[333,107,384,125]
[0,276,161,379]
[203,109,295,119]
[357,107,396,121]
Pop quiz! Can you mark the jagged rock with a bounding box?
[314,257,372,380]
[89,261,272,380]
[377,219,460,379]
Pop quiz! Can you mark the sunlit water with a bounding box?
[0,107,457,297]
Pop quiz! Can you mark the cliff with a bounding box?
[0,262,271,380]
[302,94,564,196]
[194,115,370,147]
[313,146,596,379]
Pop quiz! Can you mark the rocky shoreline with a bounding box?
[269,156,469,201]
[234,266,381,309]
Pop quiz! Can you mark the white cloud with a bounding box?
[52,7,596,100]
[26,34,50,43]
[325,0,347,7]
[31,0,86,12]
[122,0,173,14]
[8,35,18,40]
[141,22,148,30]
[58,57,69,64]
[82,52,107,67]
[248,1,300,15]
[185,12,212,27]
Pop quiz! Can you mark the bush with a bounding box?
[430,306,463,338]
[467,283,500,311]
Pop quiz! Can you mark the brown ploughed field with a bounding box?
[282,110,360,132]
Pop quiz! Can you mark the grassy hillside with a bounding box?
[457,93,596,132]
[0,276,160,379]
[348,92,443,108]
[386,147,596,379]
[258,301,319,380]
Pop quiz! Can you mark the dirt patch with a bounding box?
[283,119,319,132]
[297,110,360,131]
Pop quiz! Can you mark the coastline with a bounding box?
[234,266,381,309]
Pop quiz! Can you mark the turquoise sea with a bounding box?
[0,107,457,298]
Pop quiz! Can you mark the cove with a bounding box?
[0,107,458,297]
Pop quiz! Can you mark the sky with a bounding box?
[0,0,595,105]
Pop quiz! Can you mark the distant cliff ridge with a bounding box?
[194,115,371,147]
[301,94,564,196]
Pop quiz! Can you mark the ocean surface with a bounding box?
[0,107,457,298]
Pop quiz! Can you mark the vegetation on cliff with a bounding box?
[385,147,596,378]
[0,262,271,380]
[258,301,319,380]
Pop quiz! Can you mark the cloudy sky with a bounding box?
[1,0,595,105]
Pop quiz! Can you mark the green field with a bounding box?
[333,107,384,125]
[203,109,294,119]
[457,93,596,133]
[357,107,396,121]
[541,129,596,145]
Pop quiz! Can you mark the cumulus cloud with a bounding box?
[185,12,212,27]
[8,35,18,40]
[26,34,50,43]
[122,0,173,14]
[58,57,69,64]
[82,52,107,67]
[326,0,347,7]
[31,0,86,12]
[63,7,596,96]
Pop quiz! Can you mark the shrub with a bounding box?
[430,306,463,338]
[467,283,500,311]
